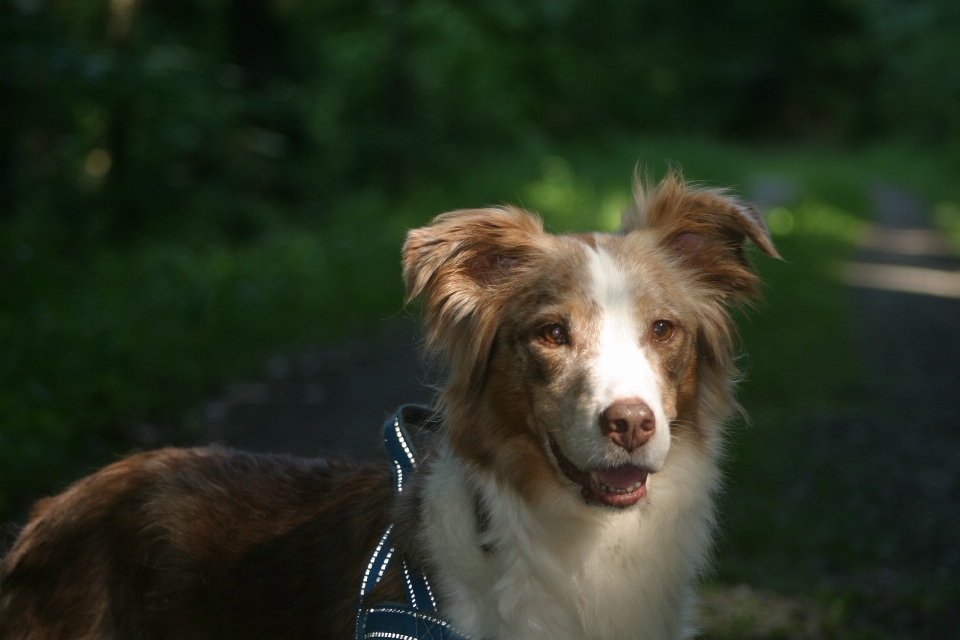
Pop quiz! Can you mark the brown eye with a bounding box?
[540,323,569,345]
[652,320,674,341]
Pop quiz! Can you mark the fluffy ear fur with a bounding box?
[621,172,780,303]
[403,207,544,391]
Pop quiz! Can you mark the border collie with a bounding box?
[0,172,778,640]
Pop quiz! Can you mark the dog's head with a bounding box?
[403,173,778,508]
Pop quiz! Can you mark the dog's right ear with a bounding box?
[403,207,544,389]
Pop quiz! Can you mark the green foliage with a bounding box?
[4,0,960,244]
[869,0,960,142]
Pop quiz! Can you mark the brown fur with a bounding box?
[0,448,403,639]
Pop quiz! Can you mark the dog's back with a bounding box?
[0,446,399,640]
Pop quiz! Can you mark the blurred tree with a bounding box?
[0,1,18,221]
[104,0,136,238]
[227,0,289,89]
[0,0,958,246]
[869,0,960,143]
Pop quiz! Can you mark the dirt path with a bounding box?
[832,184,960,579]
[780,184,960,638]
[196,320,434,462]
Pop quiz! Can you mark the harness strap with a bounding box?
[401,561,437,612]
[356,407,473,640]
[359,605,470,640]
[385,412,418,494]
[359,525,396,601]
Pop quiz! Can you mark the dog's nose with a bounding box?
[599,401,656,451]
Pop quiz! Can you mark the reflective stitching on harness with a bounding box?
[360,525,394,597]
[402,562,417,609]
[423,573,437,611]
[393,460,405,493]
[366,633,418,640]
[402,561,437,613]
[376,547,395,585]
[394,418,417,468]
[373,608,461,632]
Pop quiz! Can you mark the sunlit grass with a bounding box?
[935,201,960,250]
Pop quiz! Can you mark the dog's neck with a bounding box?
[399,429,719,640]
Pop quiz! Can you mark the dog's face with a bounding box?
[486,232,699,507]
[404,174,777,508]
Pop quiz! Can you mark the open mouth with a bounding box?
[548,436,649,508]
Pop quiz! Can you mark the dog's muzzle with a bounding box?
[548,436,649,508]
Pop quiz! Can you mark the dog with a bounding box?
[0,172,778,640]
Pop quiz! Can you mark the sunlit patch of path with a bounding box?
[842,261,960,298]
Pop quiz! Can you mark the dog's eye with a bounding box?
[652,320,674,341]
[540,323,569,345]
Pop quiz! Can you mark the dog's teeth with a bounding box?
[600,482,627,494]
[597,479,645,494]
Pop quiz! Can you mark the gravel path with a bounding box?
[779,184,960,638]
[197,320,435,462]
[829,184,960,578]
[862,187,958,616]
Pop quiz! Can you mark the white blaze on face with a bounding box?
[582,244,671,469]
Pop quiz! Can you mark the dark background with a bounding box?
[2,1,960,637]
[4,0,959,242]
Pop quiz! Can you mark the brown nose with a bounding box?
[599,401,656,451]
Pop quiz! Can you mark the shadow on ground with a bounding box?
[192,321,437,462]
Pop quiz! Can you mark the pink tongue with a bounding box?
[596,466,647,490]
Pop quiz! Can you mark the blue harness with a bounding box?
[354,406,474,640]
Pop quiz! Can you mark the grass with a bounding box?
[2,135,958,635]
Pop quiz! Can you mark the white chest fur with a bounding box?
[417,445,719,640]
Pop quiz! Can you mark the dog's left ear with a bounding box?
[622,172,780,301]
[403,207,544,389]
